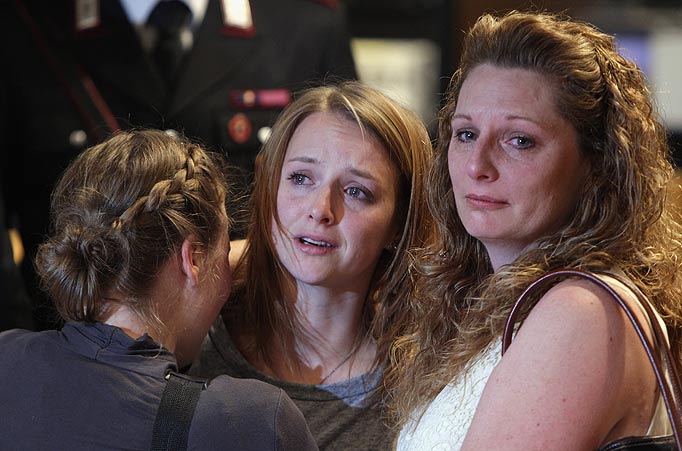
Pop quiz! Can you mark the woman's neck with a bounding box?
[296,284,365,340]
[483,240,530,272]
[104,305,175,352]
[239,285,376,384]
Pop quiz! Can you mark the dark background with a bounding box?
[345,0,682,163]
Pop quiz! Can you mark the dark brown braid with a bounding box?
[35,130,229,329]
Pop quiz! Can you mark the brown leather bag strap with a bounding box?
[502,268,682,450]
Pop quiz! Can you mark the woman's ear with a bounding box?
[180,236,201,286]
[385,225,403,252]
[385,241,399,253]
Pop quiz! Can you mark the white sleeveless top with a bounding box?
[395,339,502,451]
[396,275,672,451]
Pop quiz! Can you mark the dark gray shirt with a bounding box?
[190,317,396,450]
[0,322,317,450]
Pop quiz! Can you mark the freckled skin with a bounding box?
[448,64,587,267]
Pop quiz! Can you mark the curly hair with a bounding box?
[385,10,682,424]
[224,81,434,374]
[35,130,230,339]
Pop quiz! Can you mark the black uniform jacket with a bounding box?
[0,0,356,329]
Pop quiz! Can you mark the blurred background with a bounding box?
[3,0,682,332]
[346,0,682,162]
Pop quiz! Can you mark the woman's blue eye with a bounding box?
[456,130,476,142]
[287,173,309,185]
[347,187,362,197]
[511,135,534,148]
[346,186,370,200]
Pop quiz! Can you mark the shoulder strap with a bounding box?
[502,268,682,450]
[150,371,207,451]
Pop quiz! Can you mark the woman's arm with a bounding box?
[461,279,658,451]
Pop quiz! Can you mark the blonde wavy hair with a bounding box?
[385,10,682,424]
[224,81,434,375]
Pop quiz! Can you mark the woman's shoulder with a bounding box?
[520,275,634,337]
[0,327,35,344]
[0,327,61,356]
[510,275,649,388]
[0,328,39,366]
[535,274,621,309]
[200,373,288,414]
[190,375,317,450]
[461,274,659,449]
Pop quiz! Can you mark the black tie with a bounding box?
[147,0,193,85]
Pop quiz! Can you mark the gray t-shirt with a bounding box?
[190,317,396,450]
[0,322,317,451]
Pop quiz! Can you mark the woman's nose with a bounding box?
[465,140,499,182]
[308,185,336,224]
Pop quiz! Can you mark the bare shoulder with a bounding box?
[511,277,631,347]
[460,277,657,450]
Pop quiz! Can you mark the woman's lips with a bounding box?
[294,234,337,255]
[465,194,508,209]
[300,237,332,247]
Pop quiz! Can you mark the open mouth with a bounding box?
[300,237,332,247]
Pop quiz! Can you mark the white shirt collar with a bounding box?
[119,0,208,27]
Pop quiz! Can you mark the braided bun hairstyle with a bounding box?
[35,130,229,330]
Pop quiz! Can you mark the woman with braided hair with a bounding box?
[389,11,682,451]
[0,130,317,450]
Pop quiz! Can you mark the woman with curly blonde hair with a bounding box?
[389,11,682,450]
